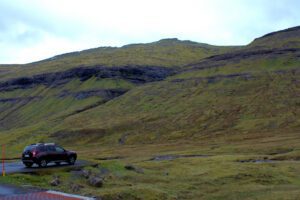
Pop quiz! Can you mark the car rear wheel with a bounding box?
[39,159,47,167]
[68,156,76,165]
[24,163,33,168]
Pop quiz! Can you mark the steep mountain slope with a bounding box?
[0,27,299,148]
[56,57,299,145]
[0,39,235,146]
[51,26,300,145]
[249,26,300,49]
[1,26,300,200]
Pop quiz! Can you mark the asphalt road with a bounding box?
[0,184,94,199]
[0,160,94,199]
[3,160,91,174]
[0,184,43,197]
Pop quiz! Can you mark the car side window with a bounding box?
[38,146,46,152]
[46,145,55,152]
[55,146,65,153]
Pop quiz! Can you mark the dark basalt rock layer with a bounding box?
[205,48,299,62]
[0,96,42,103]
[0,65,176,92]
[170,73,253,83]
[171,69,300,85]
[187,48,300,70]
[58,89,128,100]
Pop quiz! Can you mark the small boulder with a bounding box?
[70,183,84,192]
[50,176,60,186]
[124,164,144,174]
[88,176,103,187]
[81,169,91,179]
[99,168,110,176]
[135,168,144,174]
[124,164,135,171]
[91,163,100,168]
[118,133,128,145]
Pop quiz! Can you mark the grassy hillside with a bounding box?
[54,56,300,145]
[0,38,237,141]
[249,26,300,49]
[0,26,299,147]
[0,26,300,199]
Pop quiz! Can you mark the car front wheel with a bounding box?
[68,156,76,165]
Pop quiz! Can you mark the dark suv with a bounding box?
[22,143,77,168]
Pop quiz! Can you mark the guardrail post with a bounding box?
[2,144,5,177]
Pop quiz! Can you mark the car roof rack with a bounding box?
[30,143,42,146]
[30,143,56,146]
[44,143,56,145]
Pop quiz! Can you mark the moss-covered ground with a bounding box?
[2,130,300,199]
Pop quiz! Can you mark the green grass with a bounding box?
[2,137,300,199]
[50,68,298,145]
[170,53,300,80]
[1,65,299,149]
[249,26,300,49]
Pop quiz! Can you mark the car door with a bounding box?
[37,145,47,157]
[55,146,67,161]
[46,145,56,161]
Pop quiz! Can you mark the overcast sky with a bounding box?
[0,0,299,64]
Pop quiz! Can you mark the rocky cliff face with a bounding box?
[0,66,175,92]
[0,65,176,130]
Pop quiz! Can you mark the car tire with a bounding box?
[39,159,48,168]
[24,163,33,168]
[68,156,76,165]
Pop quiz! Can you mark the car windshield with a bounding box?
[23,145,36,152]
[55,146,65,152]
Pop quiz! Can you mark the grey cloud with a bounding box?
[0,0,300,64]
[0,0,84,46]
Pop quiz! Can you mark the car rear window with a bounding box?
[23,146,36,152]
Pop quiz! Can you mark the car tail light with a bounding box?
[32,151,37,157]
